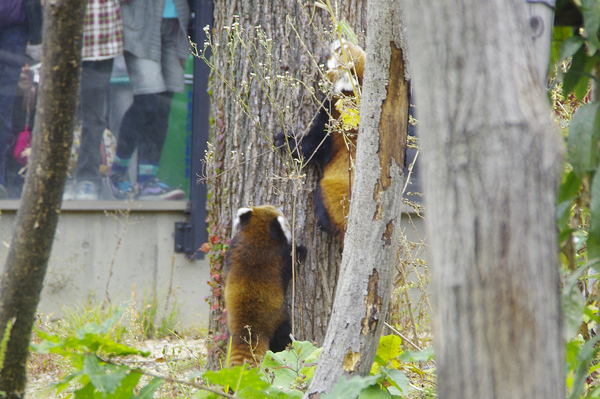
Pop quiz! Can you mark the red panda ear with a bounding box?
[270,215,292,244]
[233,207,253,232]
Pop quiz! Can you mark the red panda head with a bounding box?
[232,205,292,245]
[326,39,366,95]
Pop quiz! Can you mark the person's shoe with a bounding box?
[109,172,135,199]
[62,179,76,201]
[137,178,185,200]
[74,180,99,200]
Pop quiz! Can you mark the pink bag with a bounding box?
[13,126,31,166]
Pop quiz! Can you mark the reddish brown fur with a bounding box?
[224,205,292,366]
[319,120,357,241]
[318,41,364,240]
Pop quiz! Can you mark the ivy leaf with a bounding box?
[568,102,600,178]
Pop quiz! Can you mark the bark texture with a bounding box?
[206,0,367,364]
[305,0,409,395]
[401,0,565,398]
[0,0,85,397]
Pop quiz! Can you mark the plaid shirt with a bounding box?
[82,0,124,61]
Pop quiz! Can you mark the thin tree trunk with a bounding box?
[306,0,409,395]
[401,0,564,397]
[0,0,85,397]
[204,0,367,368]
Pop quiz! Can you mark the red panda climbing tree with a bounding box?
[203,0,367,367]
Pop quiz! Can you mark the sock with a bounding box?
[111,155,130,175]
[138,163,159,185]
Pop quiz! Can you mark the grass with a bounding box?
[27,291,207,399]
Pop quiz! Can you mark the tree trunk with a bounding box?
[204,0,367,367]
[305,0,409,396]
[401,0,565,398]
[0,0,85,397]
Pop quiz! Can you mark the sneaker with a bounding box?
[109,172,135,199]
[62,179,76,201]
[137,178,185,200]
[74,180,98,200]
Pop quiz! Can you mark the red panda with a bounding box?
[275,39,366,241]
[224,205,306,366]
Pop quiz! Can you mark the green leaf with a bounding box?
[112,371,143,399]
[557,170,583,230]
[582,0,600,52]
[338,20,358,45]
[265,386,304,399]
[262,341,320,389]
[357,385,392,399]
[562,259,600,338]
[375,335,403,364]
[385,369,409,394]
[560,35,586,63]
[569,335,600,399]
[203,366,269,394]
[134,377,164,399]
[551,26,575,66]
[568,102,600,178]
[74,382,96,399]
[589,171,600,240]
[322,375,379,399]
[399,346,434,362]
[83,356,127,394]
[563,46,588,97]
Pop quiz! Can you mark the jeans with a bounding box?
[115,91,173,166]
[0,23,28,186]
[75,59,114,185]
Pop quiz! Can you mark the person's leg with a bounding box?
[135,18,185,200]
[109,51,166,199]
[137,91,172,185]
[0,24,28,192]
[74,59,114,199]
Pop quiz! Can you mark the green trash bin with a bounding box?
[156,55,194,198]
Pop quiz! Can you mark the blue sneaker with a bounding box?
[109,172,134,199]
[137,178,185,200]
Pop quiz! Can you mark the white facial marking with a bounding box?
[333,72,357,94]
[277,215,292,244]
[232,207,253,232]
